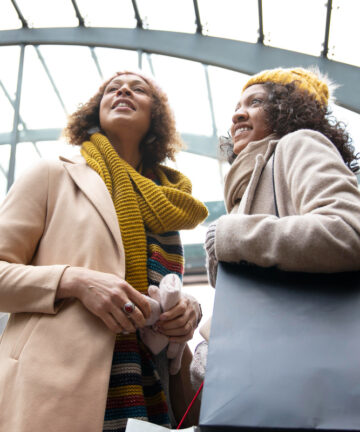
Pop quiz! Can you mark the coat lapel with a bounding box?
[240,140,278,215]
[61,156,124,257]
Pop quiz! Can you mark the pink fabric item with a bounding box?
[140,273,185,375]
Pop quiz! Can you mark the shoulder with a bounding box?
[274,129,357,185]
[276,129,340,158]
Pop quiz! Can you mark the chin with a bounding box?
[234,141,249,155]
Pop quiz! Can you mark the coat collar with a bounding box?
[60,154,124,258]
[225,135,278,213]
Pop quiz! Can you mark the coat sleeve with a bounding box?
[0,160,69,313]
[215,130,360,272]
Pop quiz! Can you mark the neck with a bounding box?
[106,132,142,169]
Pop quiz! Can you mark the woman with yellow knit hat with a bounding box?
[191,66,360,389]
[0,71,208,432]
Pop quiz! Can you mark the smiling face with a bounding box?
[231,84,272,154]
[99,73,153,143]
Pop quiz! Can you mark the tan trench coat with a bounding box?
[0,155,197,431]
[216,129,360,272]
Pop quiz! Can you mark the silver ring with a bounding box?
[123,301,135,314]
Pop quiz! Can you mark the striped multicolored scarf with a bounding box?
[81,133,208,432]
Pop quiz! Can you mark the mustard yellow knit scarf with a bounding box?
[81,132,208,294]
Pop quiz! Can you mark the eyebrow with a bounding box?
[235,91,267,110]
[107,78,149,87]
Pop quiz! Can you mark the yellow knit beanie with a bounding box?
[243,67,331,106]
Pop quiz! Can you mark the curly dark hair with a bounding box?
[221,81,358,172]
[63,71,184,168]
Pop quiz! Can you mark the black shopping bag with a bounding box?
[199,262,360,431]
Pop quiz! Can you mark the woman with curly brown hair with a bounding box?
[191,67,360,390]
[0,71,208,432]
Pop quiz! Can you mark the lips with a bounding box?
[112,98,136,110]
[233,124,251,138]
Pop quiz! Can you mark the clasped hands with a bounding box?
[57,267,199,373]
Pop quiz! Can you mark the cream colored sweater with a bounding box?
[215,129,360,273]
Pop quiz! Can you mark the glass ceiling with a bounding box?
[0,0,359,276]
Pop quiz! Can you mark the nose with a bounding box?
[232,107,248,124]
[116,85,132,96]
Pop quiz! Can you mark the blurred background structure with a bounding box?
[0,0,359,342]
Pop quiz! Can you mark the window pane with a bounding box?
[20,46,67,129]
[14,142,41,179]
[151,55,213,135]
[0,46,21,99]
[174,152,224,202]
[0,91,15,134]
[198,0,259,42]
[93,48,139,80]
[137,0,196,33]
[76,0,136,28]
[0,0,21,30]
[208,66,250,137]
[263,0,327,56]
[0,144,10,203]
[328,0,360,67]
[15,0,78,27]
[331,104,360,154]
[38,45,102,115]
[35,140,80,160]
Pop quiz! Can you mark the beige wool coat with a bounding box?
[0,155,197,432]
[215,129,360,272]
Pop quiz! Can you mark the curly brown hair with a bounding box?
[63,71,184,168]
[221,81,358,172]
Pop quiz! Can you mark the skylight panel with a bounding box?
[0,92,15,134]
[150,55,213,135]
[207,66,250,138]
[328,0,360,67]
[0,46,21,97]
[15,0,78,28]
[93,48,139,79]
[75,0,136,28]
[262,0,326,56]
[136,0,196,33]
[19,46,68,129]
[198,0,259,42]
[0,0,21,30]
[36,45,102,115]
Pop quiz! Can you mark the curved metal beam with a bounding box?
[0,27,359,113]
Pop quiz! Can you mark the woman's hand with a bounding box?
[57,267,151,334]
[156,293,202,344]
